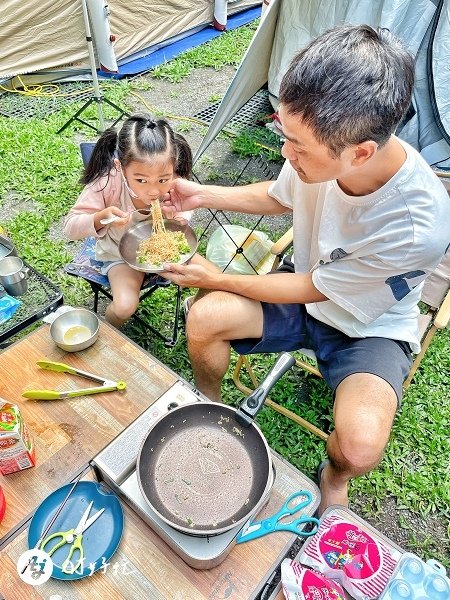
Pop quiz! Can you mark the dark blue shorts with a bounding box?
[231,302,412,404]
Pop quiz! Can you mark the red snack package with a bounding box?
[281,558,346,599]
[0,399,35,475]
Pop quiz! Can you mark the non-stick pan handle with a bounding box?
[235,352,296,428]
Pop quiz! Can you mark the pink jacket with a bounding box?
[64,169,192,263]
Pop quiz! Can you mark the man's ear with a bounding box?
[352,141,378,166]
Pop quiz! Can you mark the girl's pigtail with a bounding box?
[80,127,118,185]
[173,132,193,179]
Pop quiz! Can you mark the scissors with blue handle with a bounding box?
[236,490,319,544]
[40,501,105,573]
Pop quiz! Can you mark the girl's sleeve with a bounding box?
[64,177,117,240]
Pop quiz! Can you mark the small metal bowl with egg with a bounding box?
[50,308,100,352]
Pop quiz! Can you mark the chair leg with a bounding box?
[295,358,322,378]
[265,398,329,442]
[232,355,329,441]
[165,285,182,348]
[403,325,437,389]
[130,311,177,345]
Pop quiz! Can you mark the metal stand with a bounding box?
[57,0,127,134]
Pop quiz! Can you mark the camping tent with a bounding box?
[194,0,450,169]
[0,0,261,81]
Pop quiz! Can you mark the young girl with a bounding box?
[64,113,193,328]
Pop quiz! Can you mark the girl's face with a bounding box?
[119,154,175,208]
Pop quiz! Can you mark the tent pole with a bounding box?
[81,0,105,131]
[57,0,127,134]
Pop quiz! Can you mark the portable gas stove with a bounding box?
[91,380,318,569]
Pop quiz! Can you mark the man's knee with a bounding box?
[333,373,397,469]
[333,423,389,471]
[186,294,228,340]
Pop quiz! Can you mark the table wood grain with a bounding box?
[0,321,177,539]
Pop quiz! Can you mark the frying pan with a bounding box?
[118,210,198,273]
[137,353,296,536]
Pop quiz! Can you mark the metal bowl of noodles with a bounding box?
[118,217,198,273]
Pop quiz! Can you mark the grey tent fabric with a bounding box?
[0,0,260,81]
[193,0,280,162]
[195,0,450,168]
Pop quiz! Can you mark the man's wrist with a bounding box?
[198,185,232,210]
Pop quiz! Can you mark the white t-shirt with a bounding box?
[268,139,450,353]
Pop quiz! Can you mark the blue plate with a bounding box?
[28,480,124,580]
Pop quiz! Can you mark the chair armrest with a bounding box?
[271,226,294,256]
[434,287,450,329]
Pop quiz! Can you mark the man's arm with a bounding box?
[164,179,291,216]
[162,262,328,304]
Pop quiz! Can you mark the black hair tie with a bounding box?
[145,119,157,129]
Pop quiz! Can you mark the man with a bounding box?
[162,24,450,515]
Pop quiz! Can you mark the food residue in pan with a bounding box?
[175,493,189,504]
[232,426,244,438]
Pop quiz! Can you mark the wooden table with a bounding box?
[0,321,318,600]
[0,321,177,539]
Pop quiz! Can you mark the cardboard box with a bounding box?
[0,399,35,475]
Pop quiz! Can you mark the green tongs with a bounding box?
[23,360,126,400]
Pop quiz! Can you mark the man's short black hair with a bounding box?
[279,24,415,156]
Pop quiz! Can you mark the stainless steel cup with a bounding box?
[0,235,17,260]
[0,256,29,296]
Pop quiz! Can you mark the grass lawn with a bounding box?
[0,20,449,566]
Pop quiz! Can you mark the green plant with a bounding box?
[130,77,153,91]
[151,22,258,82]
[231,128,282,161]
[204,168,222,182]
[177,122,192,133]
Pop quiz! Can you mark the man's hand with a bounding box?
[162,179,204,216]
[161,262,217,289]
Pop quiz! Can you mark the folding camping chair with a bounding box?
[233,182,450,440]
[64,142,182,347]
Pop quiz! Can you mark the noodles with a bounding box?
[136,202,190,266]
[137,230,190,265]
[150,201,166,234]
